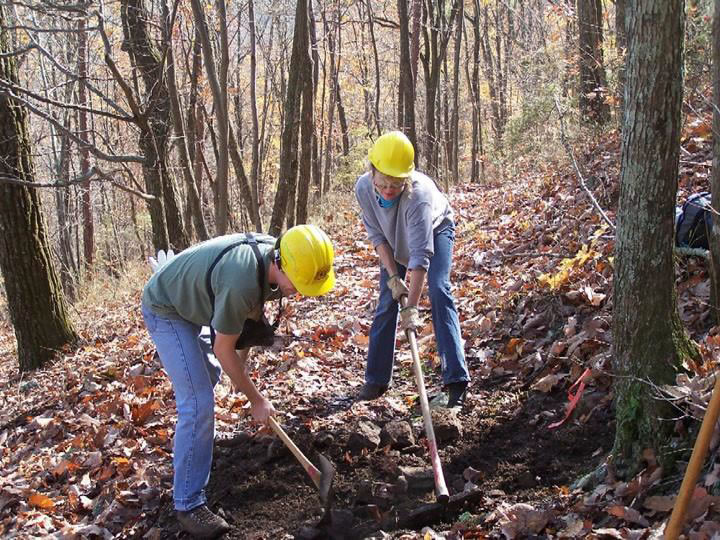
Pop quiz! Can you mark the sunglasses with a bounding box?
[373,179,405,192]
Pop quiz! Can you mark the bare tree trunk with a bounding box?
[336,82,349,155]
[612,0,692,475]
[308,3,322,201]
[422,0,461,176]
[258,17,277,207]
[186,30,207,231]
[467,0,485,183]
[55,115,78,299]
[269,0,307,236]
[366,0,382,136]
[322,2,340,195]
[578,0,610,124]
[44,33,78,298]
[0,3,78,370]
[121,0,189,251]
[296,0,315,225]
[563,0,575,98]
[77,15,94,267]
[615,0,627,123]
[711,0,720,322]
[351,4,371,132]
[163,0,208,242]
[450,5,463,185]
[189,0,230,234]
[248,0,262,229]
[398,0,417,154]
[411,0,422,85]
[480,3,509,153]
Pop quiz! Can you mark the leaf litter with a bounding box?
[2,124,720,538]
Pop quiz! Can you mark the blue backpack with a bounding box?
[675,192,713,249]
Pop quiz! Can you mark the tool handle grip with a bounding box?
[268,417,322,489]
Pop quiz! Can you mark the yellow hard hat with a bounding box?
[279,224,335,297]
[368,131,415,178]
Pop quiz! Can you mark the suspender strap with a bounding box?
[206,234,276,345]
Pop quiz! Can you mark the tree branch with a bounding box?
[0,44,36,58]
[94,5,147,128]
[0,78,133,122]
[0,166,155,200]
[553,95,616,231]
[18,26,131,117]
[0,87,144,163]
[3,24,99,33]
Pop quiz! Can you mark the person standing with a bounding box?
[141,224,335,538]
[354,131,470,408]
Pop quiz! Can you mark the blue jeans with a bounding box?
[365,224,470,387]
[141,304,222,512]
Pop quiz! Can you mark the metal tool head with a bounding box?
[316,453,336,504]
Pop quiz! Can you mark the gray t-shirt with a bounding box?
[355,170,454,270]
[142,234,280,334]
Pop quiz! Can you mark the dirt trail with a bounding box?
[152,176,617,539]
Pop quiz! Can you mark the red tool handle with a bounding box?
[268,416,322,489]
[401,297,450,503]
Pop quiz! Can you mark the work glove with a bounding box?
[399,306,422,334]
[387,274,409,302]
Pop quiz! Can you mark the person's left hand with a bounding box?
[399,306,422,333]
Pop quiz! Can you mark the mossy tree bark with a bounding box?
[612,0,693,475]
[0,3,78,371]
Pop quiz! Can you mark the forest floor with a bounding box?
[2,122,720,539]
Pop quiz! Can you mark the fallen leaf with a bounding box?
[531,373,567,393]
[591,528,624,539]
[606,504,649,527]
[28,493,55,510]
[643,495,674,512]
[497,503,551,539]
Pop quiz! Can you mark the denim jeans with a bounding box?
[141,304,222,512]
[365,223,470,387]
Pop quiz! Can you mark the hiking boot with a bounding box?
[177,505,230,539]
[447,381,468,409]
[357,382,389,401]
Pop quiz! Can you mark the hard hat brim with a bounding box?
[373,164,414,178]
[294,267,336,297]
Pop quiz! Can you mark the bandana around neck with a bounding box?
[374,188,402,208]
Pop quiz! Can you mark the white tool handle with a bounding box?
[401,296,450,503]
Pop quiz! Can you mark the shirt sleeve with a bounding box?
[406,201,435,270]
[355,176,387,248]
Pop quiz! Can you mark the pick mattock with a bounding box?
[268,416,335,504]
[400,296,450,504]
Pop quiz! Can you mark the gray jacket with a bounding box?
[355,170,454,270]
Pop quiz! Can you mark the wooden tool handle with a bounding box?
[665,373,720,539]
[268,416,322,489]
[401,296,450,503]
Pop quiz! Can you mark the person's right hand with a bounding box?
[250,396,276,425]
[387,274,409,302]
[399,305,422,333]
